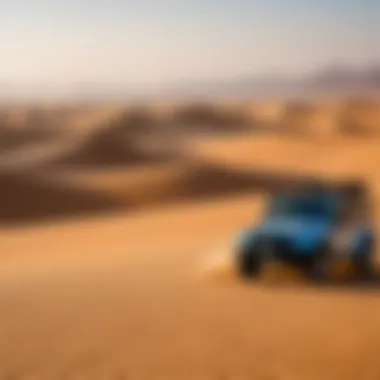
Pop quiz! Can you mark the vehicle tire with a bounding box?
[310,247,332,281]
[237,249,261,278]
[354,251,374,280]
[237,241,277,279]
[353,234,375,280]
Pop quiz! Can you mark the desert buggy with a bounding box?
[235,180,375,281]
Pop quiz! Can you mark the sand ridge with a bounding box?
[1,98,380,379]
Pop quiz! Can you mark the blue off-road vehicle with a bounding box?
[235,181,375,281]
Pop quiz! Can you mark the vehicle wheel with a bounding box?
[237,249,261,278]
[354,252,374,280]
[310,247,332,281]
[353,235,375,280]
[237,241,277,279]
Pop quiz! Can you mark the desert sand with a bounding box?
[1,98,380,379]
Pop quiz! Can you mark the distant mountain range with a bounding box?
[307,65,380,87]
[164,65,380,99]
[1,65,380,102]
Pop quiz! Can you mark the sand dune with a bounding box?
[0,171,121,225]
[49,122,174,168]
[1,98,380,379]
[0,161,288,226]
[189,133,380,178]
[339,98,380,135]
[0,126,56,153]
[0,114,60,153]
[170,103,252,132]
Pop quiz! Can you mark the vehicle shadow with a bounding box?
[314,275,380,293]
[255,274,380,295]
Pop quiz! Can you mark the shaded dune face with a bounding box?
[0,113,60,152]
[171,103,252,133]
[50,123,174,168]
[126,164,268,206]
[116,108,160,133]
[281,99,380,138]
[0,172,121,226]
[46,104,257,170]
[280,102,337,136]
[339,99,380,136]
[0,127,51,151]
[107,105,254,137]
[0,164,264,226]
[0,159,336,227]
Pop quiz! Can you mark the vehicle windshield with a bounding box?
[268,191,337,220]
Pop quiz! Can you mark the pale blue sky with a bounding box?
[0,0,379,88]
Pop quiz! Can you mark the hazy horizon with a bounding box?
[1,0,379,96]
